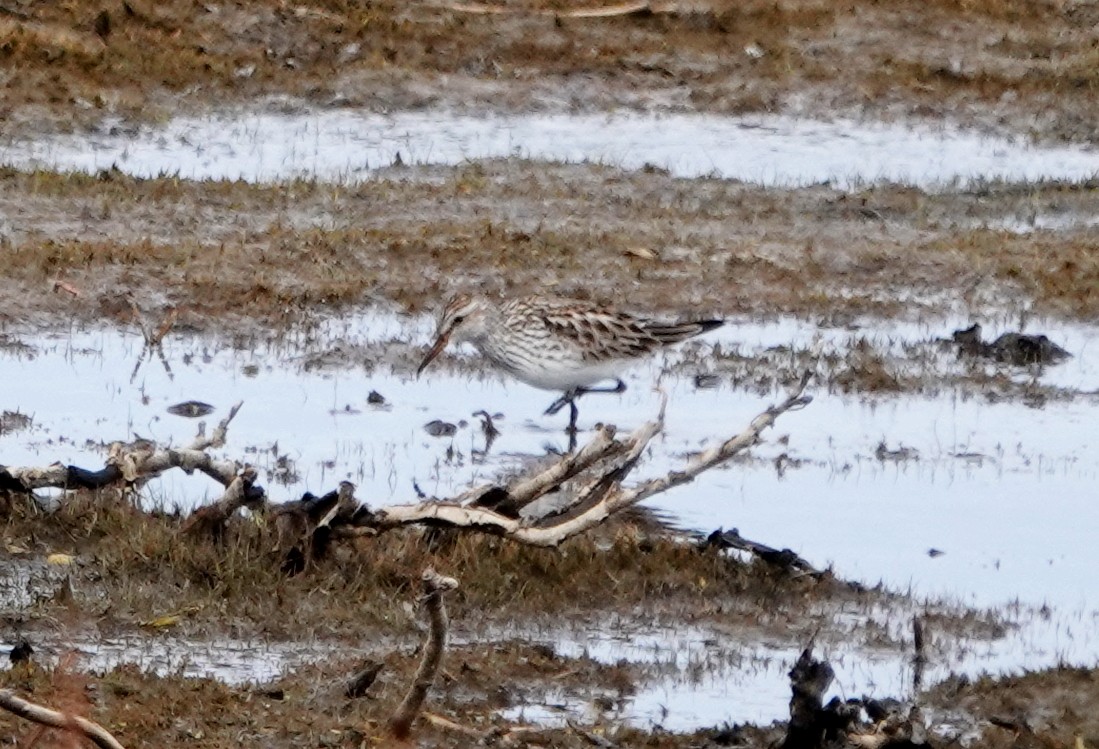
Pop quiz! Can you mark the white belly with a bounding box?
[475,340,627,391]
[508,358,627,391]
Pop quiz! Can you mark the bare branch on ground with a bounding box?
[366,374,812,547]
[0,689,126,749]
[389,568,460,740]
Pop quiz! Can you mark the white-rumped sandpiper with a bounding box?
[417,293,723,436]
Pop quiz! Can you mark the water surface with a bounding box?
[5,109,1099,189]
[2,312,1097,728]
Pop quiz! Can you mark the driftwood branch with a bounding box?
[705,527,822,576]
[271,481,373,573]
[367,375,811,546]
[0,689,126,749]
[781,638,932,749]
[1,402,250,498]
[180,467,261,537]
[499,424,624,508]
[389,568,459,740]
[423,712,560,747]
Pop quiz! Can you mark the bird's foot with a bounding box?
[576,379,627,397]
[544,390,578,416]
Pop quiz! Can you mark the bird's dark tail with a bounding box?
[645,318,724,344]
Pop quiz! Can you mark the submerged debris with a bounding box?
[167,400,215,418]
[0,410,32,435]
[875,441,919,462]
[705,527,821,577]
[8,639,33,665]
[952,323,1070,366]
[473,410,500,442]
[424,419,458,437]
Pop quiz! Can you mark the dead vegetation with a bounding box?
[0,653,743,748]
[2,0,1098,141]
[0,485,822,636]
[0,380,818,634]
[1,164,1098,330]
[926,668,1099,749]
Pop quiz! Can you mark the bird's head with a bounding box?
[416,293,490,376]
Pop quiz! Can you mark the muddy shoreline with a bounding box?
[4,0,1099,145]
[0,160,1096,332]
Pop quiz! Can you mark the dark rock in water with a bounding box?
[864,697,904,722]
[991,332,1071,365]
[167,400,215,418]
[367,390,386,405]
[952,323,1070,366]
[9,639,33,664]
[424,419,457,437]
[951,323,983,351]
[344,659,384,698]
[694,373,722,389]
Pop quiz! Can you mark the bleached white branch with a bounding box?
[372,377,811,547]
[1,402,245,492]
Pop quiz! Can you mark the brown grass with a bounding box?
[920,230,1099,317]
[2,163,1098,329]
[2,492,813,638]
[928,668,1099,749]
[2,0,1099,139]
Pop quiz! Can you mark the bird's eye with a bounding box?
[453,315,465,325]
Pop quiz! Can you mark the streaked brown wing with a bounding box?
[537,301,661,362]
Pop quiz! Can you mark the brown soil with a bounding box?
[2,1,1099,142]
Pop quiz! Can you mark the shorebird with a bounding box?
[416,293,723,437]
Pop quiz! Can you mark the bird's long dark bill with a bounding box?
[416,333,450,377]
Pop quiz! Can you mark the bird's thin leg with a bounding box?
[566,400,579,452]
[544,388,579,416]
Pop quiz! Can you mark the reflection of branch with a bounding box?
[0,689,126,749]
[389,568,459,740]
[371,374,812,546]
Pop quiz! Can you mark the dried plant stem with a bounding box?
[389,568,459,740]
[0,689,126,749]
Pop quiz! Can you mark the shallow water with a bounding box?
[504,601,1088,731]
[0,632,373,685]
[2,310,1098,728]
[5,109,1099,189]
